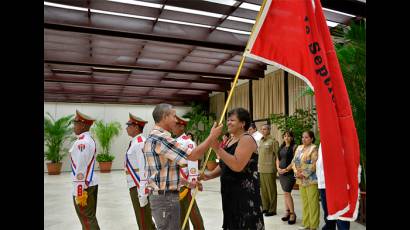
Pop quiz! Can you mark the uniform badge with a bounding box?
[79,135,85,140]
[182,135,189,140]
[77,184,83,196]
[137,136,143,143]
[190,168,197,175]
[78,144,85,151]
[76,173,84,180]
[188,144,193,149]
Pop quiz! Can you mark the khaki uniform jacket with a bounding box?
[257,135,279,173]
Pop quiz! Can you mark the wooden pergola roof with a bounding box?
[44,0,366,105]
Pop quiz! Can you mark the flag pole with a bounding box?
[181,0,269,229]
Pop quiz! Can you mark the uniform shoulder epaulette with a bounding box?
[78,135,85,140]
[182,135,189,140]
[137,136,143,143]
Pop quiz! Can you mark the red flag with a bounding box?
[245,0,360,220]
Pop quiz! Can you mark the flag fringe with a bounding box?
[327,204,349,220]
[245,53,315,91]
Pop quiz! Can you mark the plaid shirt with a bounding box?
[143,125,190,192]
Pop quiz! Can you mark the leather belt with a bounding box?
[157,190,179,195]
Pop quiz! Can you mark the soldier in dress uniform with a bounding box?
[124,113,156,230]
[70,110,100,230]
[173,115,205,230]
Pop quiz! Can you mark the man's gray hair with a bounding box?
[262,124,271,131]
[153,103,174,123]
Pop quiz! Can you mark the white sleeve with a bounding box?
[72,140,94,196]
[136,141,149,197]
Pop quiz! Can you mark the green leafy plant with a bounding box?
[270,109,317,145]
[96,153,115,162]
[91,120,121,162]
[335,20,366,189]
[183,102,218,164]
[44,113,74,163]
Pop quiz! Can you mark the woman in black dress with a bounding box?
[276,131,297,225]
[203,108,264,230]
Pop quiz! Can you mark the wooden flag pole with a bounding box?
[181,0,268,229]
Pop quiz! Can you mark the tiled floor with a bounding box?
[45,171,366,230]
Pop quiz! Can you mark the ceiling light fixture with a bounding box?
[44,1,88,11]
[216,27,251,35]
[202,75,232,80]
[158,18,212,28]
[164,5,223,18]
[107,0,162,9]
[92,67,132,73]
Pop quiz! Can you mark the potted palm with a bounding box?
[44,113,74,175]
[92,120,121,173]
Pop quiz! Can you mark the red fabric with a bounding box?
[79,206,90,230]
[247,0,360,220]
[126,164,140,188]
[84,155,95,187]
[180,168,188,180]
[140,206,145,230]
[137,136,143,143]
[71,156,77,169]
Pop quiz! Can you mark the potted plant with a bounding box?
[44,113,74,175]
[183,102,218,170]
[92,120,121,173]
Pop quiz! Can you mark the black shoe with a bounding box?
[264,211,277,217]
[288,213,296,225]
[281,210,290,221]
[262,210,268,214]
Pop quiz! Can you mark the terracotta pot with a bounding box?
[47,162,62,175]
[99,162,113,173]
[206,161,218,171]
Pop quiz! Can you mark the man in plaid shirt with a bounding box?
[143,103,222,230]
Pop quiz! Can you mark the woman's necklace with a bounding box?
[228,133,244,146]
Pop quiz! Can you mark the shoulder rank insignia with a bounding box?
[137,136,143,143]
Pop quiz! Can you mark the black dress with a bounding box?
[278,145,296,192]
[219,135,265,230]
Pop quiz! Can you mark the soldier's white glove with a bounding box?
[138,195,148,207]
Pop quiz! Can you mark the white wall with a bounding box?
[44,102,191,172]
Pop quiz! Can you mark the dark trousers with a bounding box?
[319,189,350,230]
[129,186,156,230]
[150,192,181,230]
[73,185,100,230]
